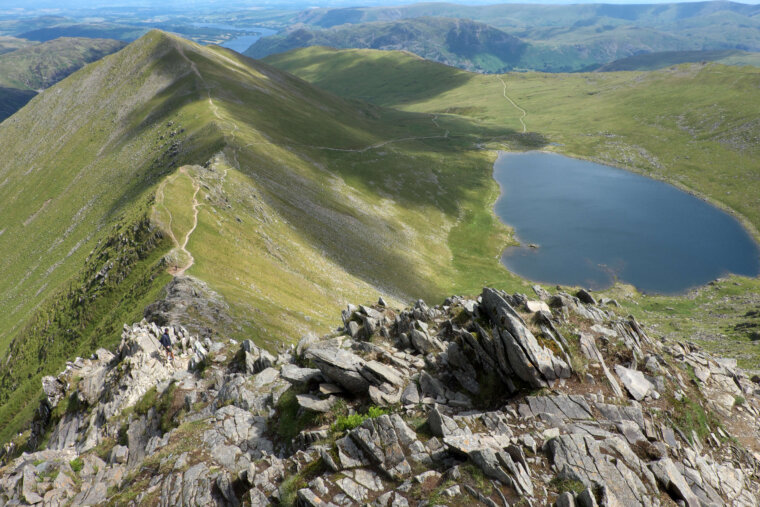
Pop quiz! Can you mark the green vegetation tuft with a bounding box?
[332,405,389,432]
[550,476,587,495]
[69,457,84,473]
[669,395,722,443]
[273,390,320,443]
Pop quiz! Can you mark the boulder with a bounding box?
[649,458,700,507]
[576,289,597,305]
[41,376,66,408]
[280,364,323,385]
[306,343,370,393]
[296,394,336,413]
[614,365,654,401]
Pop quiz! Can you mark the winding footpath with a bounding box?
[155,167,202,276]
[498,76,527,133]
[175,175,201,276]
[158,41,457,276]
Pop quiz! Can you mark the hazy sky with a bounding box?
[1,0,759,10]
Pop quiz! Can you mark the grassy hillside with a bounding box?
[0,36,34,55]
[266,46,760,365]
[0,37,126,90]
[245,17,530,73]
[267,47,760,239]
[596,49,760,71]
[0,30,530,443]
[0,37,125,122]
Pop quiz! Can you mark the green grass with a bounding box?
[69,457,84,473]
[266,48,760,244]
[550,477,587,495]
[597,50,760,71]
[266,46,760,365]
[331,405,389,432]
[669,394,722,443]
[0,37,125,90]
[0,37,125,121]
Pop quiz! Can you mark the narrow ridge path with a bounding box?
[498,76,527,133]
[175,173,201,276]
[155,166,201,276]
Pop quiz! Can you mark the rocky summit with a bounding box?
[1,287,760,506]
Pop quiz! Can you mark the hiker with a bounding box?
[160,328,175,361]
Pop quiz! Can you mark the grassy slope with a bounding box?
[0,36,34,55]
[597,50,760,71]
[0,37,126,90]
[0,31,229,440]
[266,46,760,366]
[148,39,530,350]
[0,37,126,122]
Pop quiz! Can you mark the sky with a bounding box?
[1,0,758,10]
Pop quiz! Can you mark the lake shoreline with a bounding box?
[489,150,760,295]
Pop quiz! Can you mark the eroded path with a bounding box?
[499,76,527,133]
[154,166,202,276]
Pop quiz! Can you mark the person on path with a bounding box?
[160,328,175,361]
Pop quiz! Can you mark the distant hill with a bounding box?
[0,36,34,55]
[17,23,147,42]
[293,1,760,31]
[260,1,760,72]
[0,37,125,121]
[595,49,760,71]
[0,37,126,90]
[246,17,530,73]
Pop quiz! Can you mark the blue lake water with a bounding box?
[191,23,277,53]
[494,151,760,294]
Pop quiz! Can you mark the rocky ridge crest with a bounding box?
[1,287,760,506]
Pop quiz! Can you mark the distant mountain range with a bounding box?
[246,1,760,72]
[246,18,533,73]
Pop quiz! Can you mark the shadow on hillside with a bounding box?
[0,87,37,123]
[265,48,476,108]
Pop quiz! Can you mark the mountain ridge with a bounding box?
[0,29,523,442]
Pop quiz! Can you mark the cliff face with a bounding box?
[1,286,759,506]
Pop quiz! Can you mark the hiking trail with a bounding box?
[499,76,527,133]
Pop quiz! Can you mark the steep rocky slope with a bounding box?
[2,286,759,505]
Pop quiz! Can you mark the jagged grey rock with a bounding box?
[649,458,700,507]
[296,394,336,413]
[280,364,323,385]
[615,365,654,401]
[305,342,370,393]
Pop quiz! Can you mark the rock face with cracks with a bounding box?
[2,287,760,506]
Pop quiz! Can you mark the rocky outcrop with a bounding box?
[2,287,760,506]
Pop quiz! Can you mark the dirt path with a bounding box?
[175,176,201,276]
[498,76,527,133]
[155,166,202,276]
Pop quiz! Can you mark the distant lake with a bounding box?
[191,23,277,53]
[494,151,760,294]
